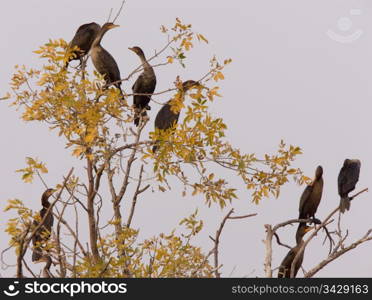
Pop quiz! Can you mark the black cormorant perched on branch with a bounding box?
[338,159,361,213]
[90,23,123,97]
[298,165,323,224]
[129,46,156,126]
[277,223,312,278]
[152,80,200,153]
[65,22,101,68]
[32,188,55,262]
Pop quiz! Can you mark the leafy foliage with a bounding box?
[4,18,307,278]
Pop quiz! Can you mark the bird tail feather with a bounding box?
[339,196,350,213]
[32,247,42,262]
[134,110,147,126]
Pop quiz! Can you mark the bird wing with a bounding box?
[132,75,144,107]
[93,48,121,86]
[70,29,91,52]
[70,24,100,51]
[132,74,143,92]
[105,60,121,86]
[32,219,41,243]
[155,103,180,131]
[299,185,312,218]
[338,162,361,196]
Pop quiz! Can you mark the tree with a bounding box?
[263,186,370,278]
[3,13,368,279]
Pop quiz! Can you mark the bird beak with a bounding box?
[110,24,120,29]
[128,47,134,52]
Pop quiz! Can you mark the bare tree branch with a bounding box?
[213,209,234,277]
[264,224,274,278]
[127,165,150,228]
[305,229,372,277]
[22,258,36,278]
[228,213,257,220]
[86,156,100,262]
[264,217,324,278]
[208,209,256,278]
[16,226,30,278]
[99,258,113,277]
[273,233,292,250]
[290,188,369,278]
[112,1,125,23]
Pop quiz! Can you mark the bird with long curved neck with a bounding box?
[32,188,55,262]
[129,46,156,126]
[338,159,361,213]
[90,23,123,97]
[278,223,312,278]
[152,80,200,153]
[298,165,323,225]
[65,22,101,68]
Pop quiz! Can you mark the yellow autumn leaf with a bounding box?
[197,33,209,44]
[84,132,97,143]
[22,172,34,183]
[213,71,224,81]
[159,186,166,192]
[208,87,222,98]
[72,146,85,157]
[0,92,11,100]
[181,38,193,51]
[167,56,174,64]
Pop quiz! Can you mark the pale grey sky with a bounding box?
[0,0,371,277]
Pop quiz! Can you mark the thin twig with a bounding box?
[106,8,113,23]
[305,229,372,277]
[99,258,113,277]
[16,226,30,278]
[227,213,257,220]
[22,258,36,278]
[273,233,292,250]
[213,209,234,278]
[127,165,150,228]
[112,1,125,23]
[290,188,369,278]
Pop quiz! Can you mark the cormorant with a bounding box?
[129,46,156,126]
[65,22,101,68]
[298,166,323,224]
[32,188,55,262]
[90,23,123,97]
[338,159,361,213]
[277,223,312,278]
[152,80,200,153]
